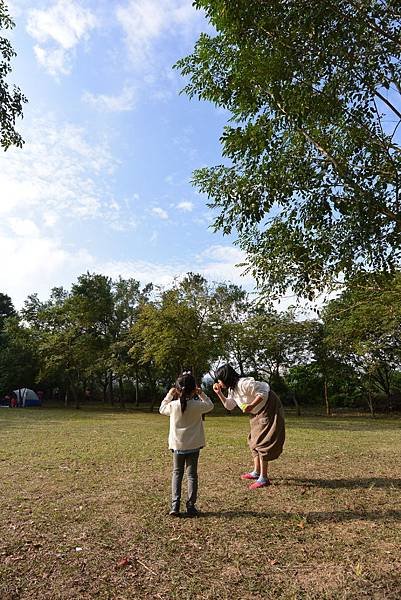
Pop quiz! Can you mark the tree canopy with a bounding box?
[2,270,401,414]
[0,0,27,150]
[177,0,401,298]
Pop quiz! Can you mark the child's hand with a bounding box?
[213,383,222,394]
[243,404,253,413]
[195,387,204,397]
[168,387,179,399]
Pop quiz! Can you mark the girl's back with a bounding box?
[160,394,213,450]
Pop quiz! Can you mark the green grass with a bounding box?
[0,407,400,599]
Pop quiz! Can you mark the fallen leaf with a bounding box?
[116,557,131,569]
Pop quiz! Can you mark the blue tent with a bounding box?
[13,388,41,407]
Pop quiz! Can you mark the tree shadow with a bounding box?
[280,477,401,489]
[199,509,401,522]
[287,420,401,431]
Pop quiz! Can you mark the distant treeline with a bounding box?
[1,271,401,415]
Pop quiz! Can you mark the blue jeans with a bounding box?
[171,451,199,511]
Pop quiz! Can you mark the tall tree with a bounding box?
[211,282,251,375]
[131,273,221,386]
[323,272,401,412]
[108,278,153,406]
[0,292,15,327]
[0,316,39,395]
[0,1,27,150]
[177,1,401,298]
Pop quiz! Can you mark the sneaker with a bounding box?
[240,472,259,480]
[169,509,180,517]
[249,479,271,490]
[185,505,199,518]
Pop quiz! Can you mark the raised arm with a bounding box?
[212,382,236,411]
[159,387,178,416]
[195,388,214,414]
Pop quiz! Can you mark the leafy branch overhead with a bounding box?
[177,0,401,298]
[0,0,27,150]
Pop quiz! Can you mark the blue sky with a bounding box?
[1,0,256,307]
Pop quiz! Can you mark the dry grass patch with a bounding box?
[0,408,400,599]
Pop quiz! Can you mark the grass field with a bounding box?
[0,407,400,600]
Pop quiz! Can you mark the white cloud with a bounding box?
[195,245,253,286]
[97,244,255,292]
[8,218,40,238]
[152,207,169,220]
[177,200,193,212]
[27,0,97,76]
[43,212,59,227]
[0,112,146,306]
[0,232,95,308]
[116,0,204,70]
[82,85,136,112]
[0,115,135,230]
[33,45,70,77]
[100,258,181,288]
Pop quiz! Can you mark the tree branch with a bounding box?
[375,90,401,121]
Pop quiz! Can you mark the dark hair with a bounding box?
[175,372,196,413]
[215,364,240,390]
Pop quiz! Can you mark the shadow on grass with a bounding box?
[281,477,401,489]
[199,509,401,522]
[287,420,401,431]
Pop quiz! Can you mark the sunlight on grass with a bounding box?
[0,408,400,599]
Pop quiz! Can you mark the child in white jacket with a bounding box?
[159,372,214,517]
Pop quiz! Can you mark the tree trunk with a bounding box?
[118,377,125,409]
[64,388,68,408]
[292,390,301,417]
[324,377,331,416]
[102,381,108,403]
[367,387,375,417]
[135,369,139,407]
[109,371,114,406]
[387,391,393,413]
[71,384,80,409]
[149,393,156,413]
[149,380,157,412]
[101,372,108,403]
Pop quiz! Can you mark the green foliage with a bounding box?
[0,292,15,327]
[243,307,313,380]
[0,316,39,393]
[0,1,27,150]
[285,363,323,404]
[131,273,221,381]
[324,272,401,409]
[2,270,401,412]
[177,0,401,298]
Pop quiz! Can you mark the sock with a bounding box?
[257,475,269,483]
[250,470,260,477]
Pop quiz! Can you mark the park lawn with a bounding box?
[0,408,400,600]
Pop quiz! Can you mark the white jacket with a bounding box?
[159,391,214,451]
[222,377,270,414]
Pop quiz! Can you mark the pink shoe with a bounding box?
[240,472,259,480]
[249,479,271,489]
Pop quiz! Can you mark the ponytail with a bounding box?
[180,395,188,414]
[175,372,196,413]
